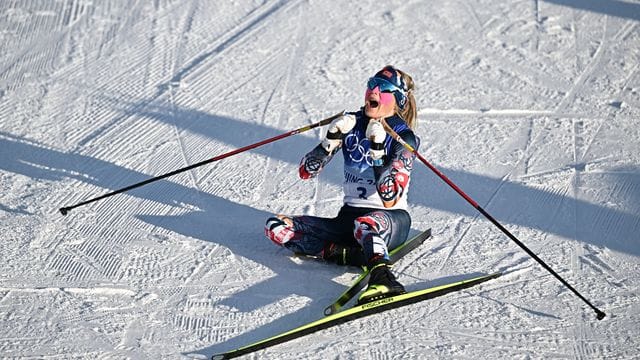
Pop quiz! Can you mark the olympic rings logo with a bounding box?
[344,133,374,166]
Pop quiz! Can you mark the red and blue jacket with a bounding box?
[299,109,419,210]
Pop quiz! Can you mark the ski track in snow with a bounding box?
[1,0,640,359]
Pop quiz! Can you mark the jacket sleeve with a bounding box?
[373,130,418,207]
[299,143,339,179]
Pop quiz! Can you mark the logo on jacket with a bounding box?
[344,133,373,167]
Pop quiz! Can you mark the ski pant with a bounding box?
[265,205,411,263]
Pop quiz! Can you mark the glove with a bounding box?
[321,114,356,153]
[366,119,386,163]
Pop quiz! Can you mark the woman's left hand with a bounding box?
[366,119,386,161]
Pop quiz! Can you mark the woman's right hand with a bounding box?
[327,113,356,134]
[322,113,356,153]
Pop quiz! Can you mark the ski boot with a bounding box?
[322,243,367,267]
[358,260,405,304]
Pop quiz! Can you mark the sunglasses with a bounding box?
[367,77,405,94]
[366,77,408,109]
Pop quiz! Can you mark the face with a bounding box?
[364,85,396,119]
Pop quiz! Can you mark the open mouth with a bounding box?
[368,100,379,108]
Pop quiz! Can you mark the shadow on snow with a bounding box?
[544,0,640,22]
[127,102,640,257]
[0,130,350,355]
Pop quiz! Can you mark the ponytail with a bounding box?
[396,69,417,130]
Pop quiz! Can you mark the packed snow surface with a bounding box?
[1,0,639,358]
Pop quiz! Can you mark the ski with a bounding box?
[324,228,432,315]
[211,271,502,360]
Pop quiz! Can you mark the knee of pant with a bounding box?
[265,215,294,246]
[353,212,390,245]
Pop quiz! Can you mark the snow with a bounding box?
[1,0,639,358]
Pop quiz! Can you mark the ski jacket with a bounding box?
[299,110,419,210]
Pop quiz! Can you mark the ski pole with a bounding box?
[59,111,345,215]
[380,119,606,321]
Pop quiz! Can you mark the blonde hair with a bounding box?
[396,68,417,130]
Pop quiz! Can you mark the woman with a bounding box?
[265,65,420,304]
